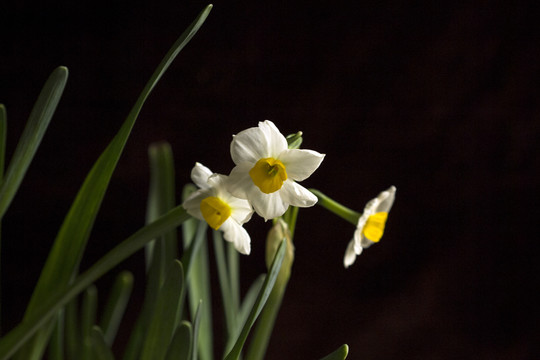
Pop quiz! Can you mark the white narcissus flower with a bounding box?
[344,186,396,268]
[182,163,254,255]
[226,120,325,221]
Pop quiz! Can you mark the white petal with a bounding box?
[353,227,363,253]
[249,189,288,221]
[278,149,325,181]
[227,196,254,224]
[221,219,251,255]
[280,181,318,208]
[344,240,361,268]
[230,127,266,165]
[376,186,396,213]
[190,162,213,189]
[182,188,212,220]
[226,163,255,199]
[230,121,288,165]
[258,120,288,158]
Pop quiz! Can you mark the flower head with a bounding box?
[226,120,325,220]
[344,186,396,268]
[182,163,254,255]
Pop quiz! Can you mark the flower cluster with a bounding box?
[182,120,325,255]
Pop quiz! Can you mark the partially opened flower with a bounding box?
[344,186,396,268]
[226,120,325,220]
[183,163,254,255]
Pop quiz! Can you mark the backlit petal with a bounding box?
[280,181,318,207]
[227,163,256,199]
[221,219,251,255]
[190,162,213,189]
[258,120,288,158]
[344,240,362,268]
[278,149,325,181]
[249,190,288,221]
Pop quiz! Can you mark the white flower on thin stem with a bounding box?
[226,120,325,221]
[344,186,396,268]
[182,163,254,255]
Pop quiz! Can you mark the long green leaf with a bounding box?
[0,104,6,334]
[224,239,287,360]
[181,184,213,360]
[123,143,178,359]
[0,67,68,219]
[90,327,115,360]
[81,286,98,360]
[319,344,349,360]
[0,205,190,360]
[213,231,235,339]
[191,301,203,360]
[140,260,184,360]
[0,104,6,183]
[17,5,212,359]
[225,275,264,355]
[99,271,133,346]
[165,321,192,360]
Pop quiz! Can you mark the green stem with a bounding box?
[309,189,360,226]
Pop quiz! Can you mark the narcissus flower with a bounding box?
[182,163,254,255]
[227,120,325,220]
[344,186,396,268]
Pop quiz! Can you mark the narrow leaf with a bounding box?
[319,344,349,360]
[165,321,192,360]
[17,5,212,359]
[99,271,133,346]
[225,275,265,355]
[0,67,68,219]
[90,326,116,360]
[224,239,287,360]
[82,285,98,360]
[140,260,184,360]
[191,301,203,360]
[0,205,190,360]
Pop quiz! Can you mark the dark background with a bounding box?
[1,1,538,359]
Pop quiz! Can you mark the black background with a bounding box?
[1,1,538,359]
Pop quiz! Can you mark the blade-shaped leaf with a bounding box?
[140,260,184,360]
[90,326,116,360]
[99,271,133,346]
[0,205,190,360]
[165,321,192,360]
[16,5,212,359]
[224,239,287,360]
[0,67,68,219]
[319,344,349,360]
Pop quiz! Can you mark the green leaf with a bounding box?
[0,104,6,332]
[64,297,80,359]
[146,141,177,276]
[223,239,287,360]
[165,321,192,360]
[191,301,203,360]
[140,260,184,360]
[0,104,6,183]
[47,311,64,360]
[319,344,349,360]
[90,326,115,360]
[16,5,212,359]
[0,205,190,360]
[213,231,237,342]
[225,275,264,355]
[99,271,133,346]
[123,142,178,359]
[81,286,98,360]
[0,67,68,219]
